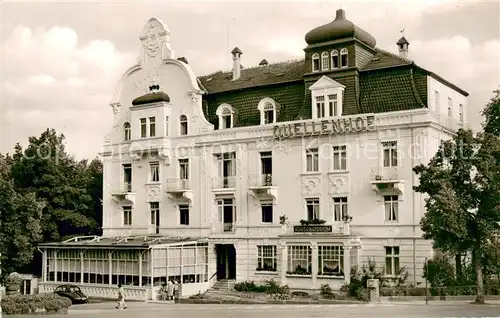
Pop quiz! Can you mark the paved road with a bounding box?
[9,302,500,317]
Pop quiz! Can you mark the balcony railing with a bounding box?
[211,176,236,189]
[119,182,132,193]
[248,174,274,187]
[373,166,400,181]
[223,222,235,232]
[165,179,190,192]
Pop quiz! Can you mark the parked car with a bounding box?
[53,284,88,304]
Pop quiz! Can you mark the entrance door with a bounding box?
[216,244,236,280]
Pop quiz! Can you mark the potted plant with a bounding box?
[5,272,23,295]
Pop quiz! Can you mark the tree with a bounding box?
[413,90,500,304]
[9,129,102,242]
[0,155,43,279]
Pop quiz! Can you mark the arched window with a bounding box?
[331,50,339,69]
[180,115,188,135]
[123,122,131,141]
[321,52,329,71]
[340,48,348,68]
[312,53,320,72]
[258,98,277,125]
[216,104,234,129]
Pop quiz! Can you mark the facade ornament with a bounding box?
[188,90,204,103]
[111,103,121,115]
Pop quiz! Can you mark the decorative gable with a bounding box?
[309,75,345,119]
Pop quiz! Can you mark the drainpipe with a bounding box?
[411,127,417,284]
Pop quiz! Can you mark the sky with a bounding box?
[1,0,499,159]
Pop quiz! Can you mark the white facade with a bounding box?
[95,17,469,294]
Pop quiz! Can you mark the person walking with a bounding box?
[167,280,174,300]
[115,283,127,310]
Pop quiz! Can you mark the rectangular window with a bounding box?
[140,118,147,138]
[315,95,325,118]
[382,141,398,167]
[333,197,348,221]
[328,94,338,117]
[332,145,347,170]
[179,159,189,180]
[217,199,236,232]
[123,206,132,226]
[150,161,159,182]
[459,104,464,122]
[306,148,319,172]
[287,245,312,275]
[318,245,344,276]
[385,246,400,276]
[384,195,399,221]
[149,117,156,137]
[261,202,273,223]
[448,97,453,117]
[257,245,277,271]
[150,202,159,225]
[306,198,320,220]
[165,116,169,136]
[179,204,189,225]
[123,163,132,192]
[434,91,440,112]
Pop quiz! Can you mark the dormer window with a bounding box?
[258,98,277,125]
[216,104,234,129]
[331,50,339,69]
[123,122,131,141]
[321,52,329,71]
[312,53,320,72]
[309,75,345,119]
[180,115,188,135]
[340,48,348,68]
[316,96,326,118]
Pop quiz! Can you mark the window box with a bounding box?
[299,219,326,225]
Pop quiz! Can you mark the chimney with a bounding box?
[397,36,409,59]
[259,59,269,66]
[231,47,243,80]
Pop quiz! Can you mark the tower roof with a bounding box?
[305,9,376,48]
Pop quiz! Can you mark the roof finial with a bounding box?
[400,28,405,37]
[335,9,346,20]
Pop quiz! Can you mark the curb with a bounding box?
[178,298,365,305]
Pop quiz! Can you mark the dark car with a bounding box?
[53,284,88,304]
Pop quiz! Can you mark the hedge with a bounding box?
[1,293,72,315]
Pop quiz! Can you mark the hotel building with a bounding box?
[38,9,468,300]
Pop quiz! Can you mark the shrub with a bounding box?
[342,259,409,301]
[1,293,72,315]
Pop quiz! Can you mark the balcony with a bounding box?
[211,222,236,235]
[111,182,135,204]
[211,176,237,197]
[165,179,193,203]
[248,174,278,203]
[370,166,404,196]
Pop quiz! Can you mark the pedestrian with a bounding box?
[167,280,174,300]
[173,280,179,303]
[115,283,127,310]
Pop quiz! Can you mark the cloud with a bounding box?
[2,25,135,158]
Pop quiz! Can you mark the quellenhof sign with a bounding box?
[273,115,376,139]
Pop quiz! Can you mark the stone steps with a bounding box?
[206,279,236,293]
